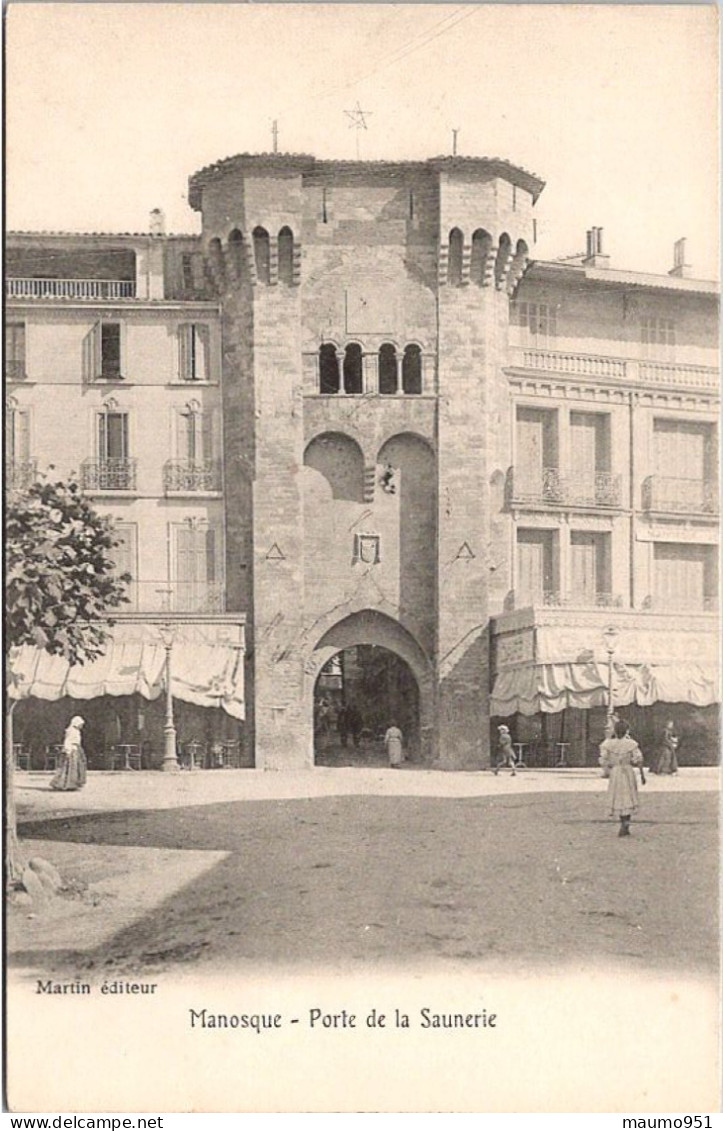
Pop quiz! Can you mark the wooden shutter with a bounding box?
[571,533,597,600]
[517,533,547,603]
[194,325,208,382]
[654,544,706,607]
[83,323,102,382]
[8,410,30,462]
[178,324,191,381]
[570,412,597,499]
[200,411,213,461]
[517,409,544,494]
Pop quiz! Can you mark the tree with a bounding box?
[6,477,130,884]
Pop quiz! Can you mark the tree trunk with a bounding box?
[5,701,23,885]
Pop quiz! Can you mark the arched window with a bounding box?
[495,233,512,288]
[319,344,340,394]
[402,345,422,395]
[208,237,225,285]
[508,239,529,292]
[379,343,398,395]
[343,343,363,394]
[228,229,245,278]
[278,227,294,286]
[448,228,464,286]
[253,226,270,284]
[470,229,491,286]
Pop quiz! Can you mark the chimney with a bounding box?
[668,237,691,279]
[149,208,166,237]
[583,226,610,269]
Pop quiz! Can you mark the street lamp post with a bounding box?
[158,623,179,772]
[602,625,619,727]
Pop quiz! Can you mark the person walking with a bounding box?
[493,725,516,776]
[384,723,404,768]
[599,718,645,836]
[652,719,679,775]
[50,715,87,792]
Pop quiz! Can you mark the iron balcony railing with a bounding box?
[118,580,225,614]
[81,458,137,492]
[6,277,136,300]
[641,475,718,515]
[6,459,38,492]
[163,459,222,493]
[512,590,624,610]
[5,360,27,381]
[510,467,622,508]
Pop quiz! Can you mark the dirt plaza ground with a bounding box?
[8,764,719,981]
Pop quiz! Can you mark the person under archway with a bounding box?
[385,722,404,768]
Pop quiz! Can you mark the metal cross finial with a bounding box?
[344,102,372,159]
[272,120,279,154]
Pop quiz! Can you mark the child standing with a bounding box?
[599,718,645,836]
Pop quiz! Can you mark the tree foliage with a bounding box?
[6,477,130,667]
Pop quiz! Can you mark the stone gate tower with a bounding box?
[189,154,543,769]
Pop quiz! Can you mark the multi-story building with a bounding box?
[6,153,719,769]
[6,221,245,765]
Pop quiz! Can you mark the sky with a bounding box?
[6,3,720,278]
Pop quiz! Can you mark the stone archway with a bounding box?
[313,645,420,766]
[303,609,435,766]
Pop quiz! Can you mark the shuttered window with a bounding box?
[178,324,209,382]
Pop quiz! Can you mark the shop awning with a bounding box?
[491,660,719,717]
[8,624,245,720]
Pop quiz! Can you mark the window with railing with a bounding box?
[647,418,717,513]
[82,407,136,491]
[652,543,717,612]
[570,531,612,606]
[514,407,559,501]
[516,528,557,606]
[164,403,221,492]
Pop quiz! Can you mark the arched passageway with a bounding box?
[314,644,420,767]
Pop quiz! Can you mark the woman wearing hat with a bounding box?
[494,725,517,776]
[50,716,87,792]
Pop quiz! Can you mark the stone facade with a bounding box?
[6,153,720,769]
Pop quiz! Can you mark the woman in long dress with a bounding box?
[599,718,645,836]
[652,720,679,775]
[50,716,87,792]
[384,724,404,768]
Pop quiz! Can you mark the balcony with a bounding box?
[641,476,718,515]
[509,467,622,508]
[511,590,624,611]
[81,458,137,492]
[5,360,27,382]
[6,459,38,492]
[119,580,225,614]
[511,349,627,381]
[163,459,222,494]
[508,348,719,392]
[6,277,136,300]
